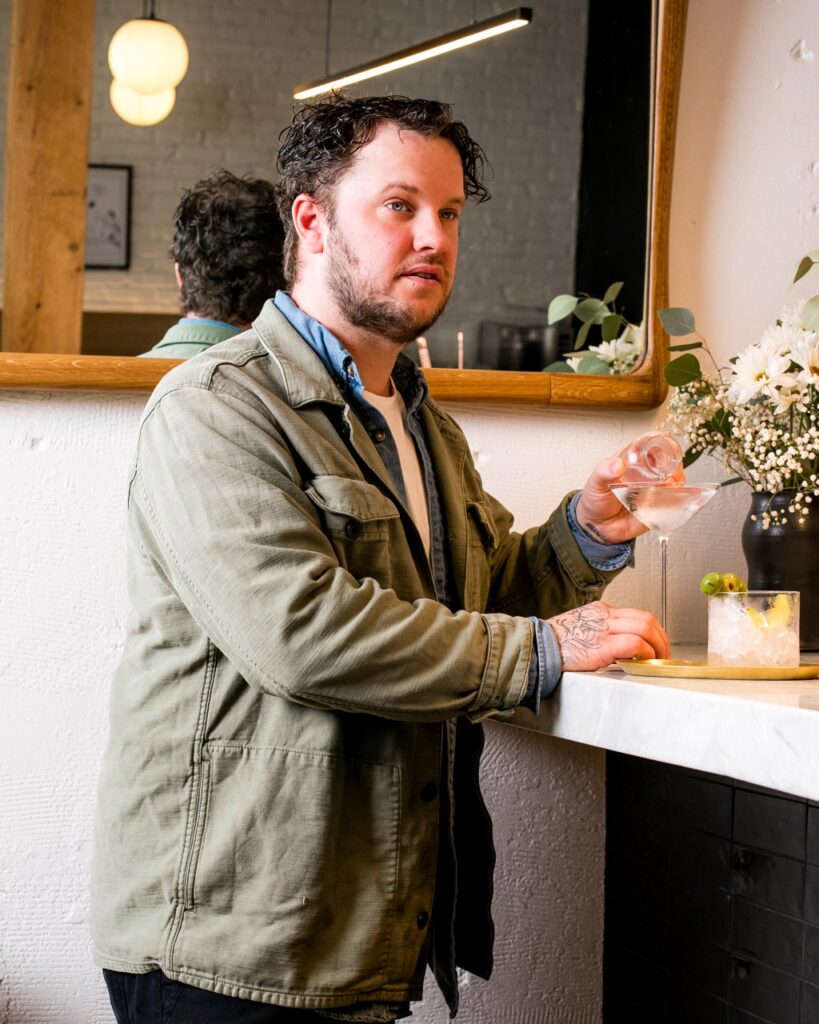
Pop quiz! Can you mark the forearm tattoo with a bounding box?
[552,605,609,663]
[580,519,612,545]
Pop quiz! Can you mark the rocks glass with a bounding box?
[707,591,800,668]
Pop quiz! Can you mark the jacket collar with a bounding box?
[254,292,430,416]
[251,298,346,408]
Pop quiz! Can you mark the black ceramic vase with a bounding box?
[741,491,819,651]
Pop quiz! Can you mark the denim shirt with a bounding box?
[272,291,633,707]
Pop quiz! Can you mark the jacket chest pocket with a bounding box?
[465,500,499,611]
[305,475,401,586]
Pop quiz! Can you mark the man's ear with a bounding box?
[174,262,183,289]
[291,194,327,255]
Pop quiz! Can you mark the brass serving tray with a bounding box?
[616,659,819,681]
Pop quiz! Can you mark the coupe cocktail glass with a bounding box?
[608,482,720,632]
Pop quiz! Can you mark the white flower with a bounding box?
[758,320,810,358]
[727,343,793,404]
[780,299,808,331]
[566,323,643,375]
[790,336,819,389]
[771,386,802,414]
[593,329,643,373]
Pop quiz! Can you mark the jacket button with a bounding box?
[420,782,437,803]
[372,429,387,443]
[345,521,362,539]
[417,910,429,930]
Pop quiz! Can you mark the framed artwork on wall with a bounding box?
[85,164,132,269]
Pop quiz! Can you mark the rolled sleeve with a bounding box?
[567,492,635,571]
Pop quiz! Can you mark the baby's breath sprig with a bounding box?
[660,253,819,529]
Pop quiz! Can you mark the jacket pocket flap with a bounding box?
[306,476,400,523]
[466,500,499,549]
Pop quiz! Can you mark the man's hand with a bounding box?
[547,600,670,672]
[574,455,686,545]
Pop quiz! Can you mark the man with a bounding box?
[141,169,285,358]
[92,96,668,1023]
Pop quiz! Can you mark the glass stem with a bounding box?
[658,533,669,633]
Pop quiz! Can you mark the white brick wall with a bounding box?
[0,0,587,359]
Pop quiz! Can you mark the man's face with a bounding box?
[322,123,466,345]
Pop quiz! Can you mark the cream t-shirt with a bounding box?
[362,384,431,556]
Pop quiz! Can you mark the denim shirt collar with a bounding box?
[273,290,428,416]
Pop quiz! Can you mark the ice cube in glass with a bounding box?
[707,590,800,668]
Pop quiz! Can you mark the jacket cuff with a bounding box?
[567,493,635,571]
[520,617,564,714]
[467,613,533,723]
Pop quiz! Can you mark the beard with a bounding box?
[325,229,451,346]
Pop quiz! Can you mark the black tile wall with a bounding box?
[732,846,805,917]
[604,753,816,1024]
[729,957,801,1024]
[803,925,819,986]
[734,789,807,860]
[806,808,819,867]
[805,866,819,926]
[732,900,803,975]
[802,982,819,1021]
[670,984,727,1024]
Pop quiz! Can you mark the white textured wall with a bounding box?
[3,0,819,1021]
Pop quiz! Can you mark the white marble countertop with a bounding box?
[511,647,819,801]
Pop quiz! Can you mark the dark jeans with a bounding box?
[103,970,394,1024]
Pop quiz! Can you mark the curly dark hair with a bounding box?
[170,170,285,324]
[275,94,490,285]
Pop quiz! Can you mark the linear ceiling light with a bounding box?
[293,7,533,100]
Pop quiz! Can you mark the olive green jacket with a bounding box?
[91,302,618,1010]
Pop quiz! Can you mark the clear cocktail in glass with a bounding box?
[708,591,800,667]
[608,482,720,632]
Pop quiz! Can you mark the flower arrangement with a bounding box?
[544,283,644,375]
[662,250,819,528]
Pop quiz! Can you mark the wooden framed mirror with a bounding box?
[0,0,686,404]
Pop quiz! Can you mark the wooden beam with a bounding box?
[2,0,96,353]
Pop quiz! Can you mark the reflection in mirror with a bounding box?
[0,0,684,403]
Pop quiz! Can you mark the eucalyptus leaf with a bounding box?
[664,353,702,387]
[703,408,732,441]
[602,281,624,304]
[682,447,702,468]
[577,355,613,375]
[573,319,593,350]
[601,313,623,343]
[793,250,819,283]
[547,294,578,325]
[544,360,575,373]
[659,306,696,336]
[668,342,703,352]
[575,298,608,324]
[801,294,819,334]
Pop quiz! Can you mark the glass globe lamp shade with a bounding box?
[107,18,189,94]
[109,79,176,127]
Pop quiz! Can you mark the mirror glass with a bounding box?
[0,0,652,376]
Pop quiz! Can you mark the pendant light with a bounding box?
[109,81,177,128]
[294,6,532,100]
[108,1,189,126]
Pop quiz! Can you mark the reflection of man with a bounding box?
[93,96,668,1024]
[141,169,285,358]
